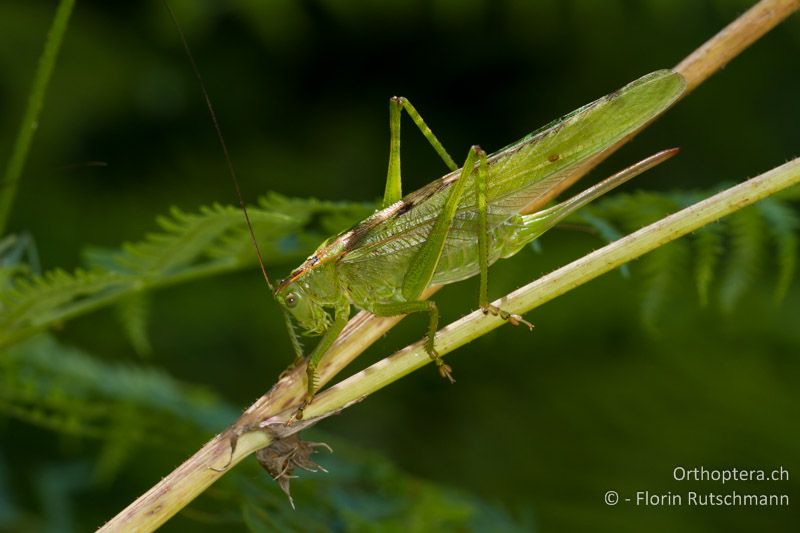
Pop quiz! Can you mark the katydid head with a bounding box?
[275,249,345,337]
[275,278,331,336]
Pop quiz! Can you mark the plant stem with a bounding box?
[675,0,800,92]
[0,0,75,236]
[98,1,800,530]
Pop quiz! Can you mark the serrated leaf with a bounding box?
[115,292,152,357]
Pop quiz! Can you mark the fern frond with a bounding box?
[0,268,125,346]
[638,239,692,332]
[116,204,287,275]
[0,196,373,350]
[758,199,799,303]
[0,335,235,441]
[692,223,725,307]
[108,195,372,274]
[259,192,375,235]
[115,293,152,357]
[718,206,766,312]
[574,188,799,320]
[93,403,149,482]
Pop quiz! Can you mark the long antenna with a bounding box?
[162,0,274,292]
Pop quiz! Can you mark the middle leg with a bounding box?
[371,299,453,383]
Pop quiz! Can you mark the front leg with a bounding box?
[295,301,350,420]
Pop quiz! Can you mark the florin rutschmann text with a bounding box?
[603,466,790,508]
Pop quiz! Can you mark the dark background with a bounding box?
[1,1,799,531]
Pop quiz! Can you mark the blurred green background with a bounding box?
[1,0,799,531]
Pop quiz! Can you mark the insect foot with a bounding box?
[290,392,314,423]
[482,304,534,331]
[437,362,455,383]
[425,345,455,383]
[256,434,332,509]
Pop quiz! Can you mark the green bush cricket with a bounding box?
[269,70,686,417]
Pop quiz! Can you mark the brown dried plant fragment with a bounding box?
[255,434,333,508]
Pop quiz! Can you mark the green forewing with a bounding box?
[338,70,685,299]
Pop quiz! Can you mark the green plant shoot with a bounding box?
[273,70,687,415]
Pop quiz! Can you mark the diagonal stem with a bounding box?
[97,1,800,530]
[676,0,800,92]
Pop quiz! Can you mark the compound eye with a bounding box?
[285,292,298,308]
